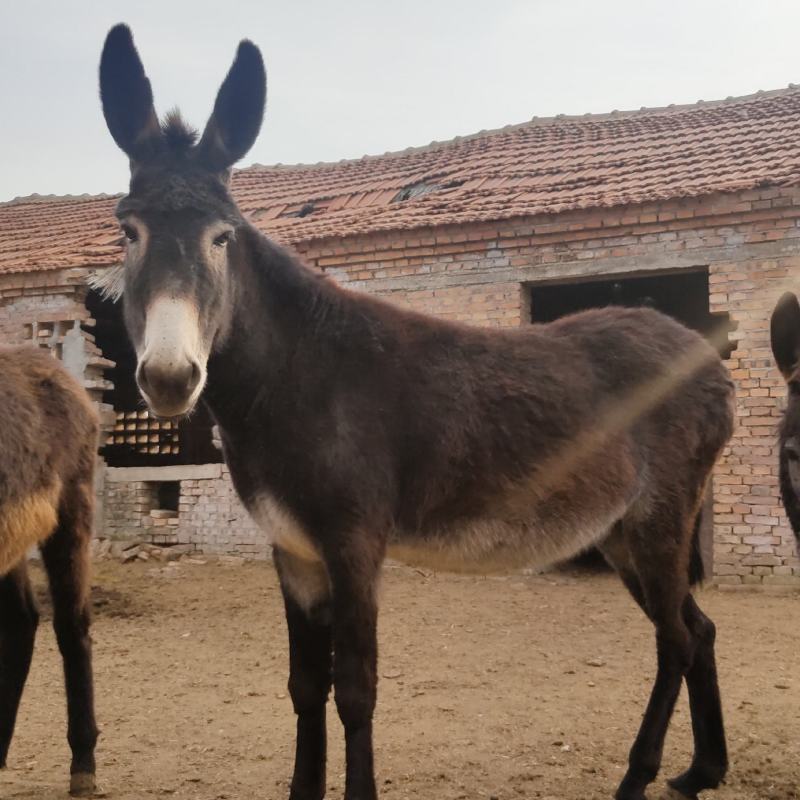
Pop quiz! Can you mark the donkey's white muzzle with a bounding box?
[137,296,208,417]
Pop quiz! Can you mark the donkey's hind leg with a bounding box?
[666,593,727,798]
[606,511,698,800]
[0,561,38,770]
[40,481,98,797]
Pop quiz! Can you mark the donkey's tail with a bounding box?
[689,507,706,586]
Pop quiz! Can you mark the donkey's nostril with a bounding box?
[187,359,202,394]
[137,362,152,395]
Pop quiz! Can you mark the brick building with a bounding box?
[2,88,800,585]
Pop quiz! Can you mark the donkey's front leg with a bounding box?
[40,493,99,797]
[274,549,333,800]
[0,562,38,771]
[328,542,382,800]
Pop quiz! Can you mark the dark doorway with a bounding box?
[86,289,223,468]
[529,269,736,358]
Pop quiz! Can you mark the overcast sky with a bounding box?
[1,0,798,202]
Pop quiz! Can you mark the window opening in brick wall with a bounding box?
[529,267,736,575]
[22,320,71,352]
[86,288,223,468]
[157,481,180,512]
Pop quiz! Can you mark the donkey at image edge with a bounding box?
[0,348,99,796]
[770,292,800,538]
[98,24,735,800]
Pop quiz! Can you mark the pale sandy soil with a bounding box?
[2,559,799,800]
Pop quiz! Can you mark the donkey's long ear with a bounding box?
[771,292,800,380]
[99,24,162,161]
[195,41,266,173]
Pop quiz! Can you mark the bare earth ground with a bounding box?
[2,559,800,800]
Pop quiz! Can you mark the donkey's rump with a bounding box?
[0,348,98,575]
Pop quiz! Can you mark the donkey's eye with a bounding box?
[213,231,232,248]
[121,225,138,243]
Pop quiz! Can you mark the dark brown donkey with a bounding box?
[770,292,800,538]
[0,347,99,796]
[98,24,735,800]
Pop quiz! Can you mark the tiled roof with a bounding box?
[0,194,121,275]
[3,87,800,276]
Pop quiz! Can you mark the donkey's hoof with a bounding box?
[69,772,97,796]
[614,782,647,800]
[667,764,725,799]
[661,787,696,800]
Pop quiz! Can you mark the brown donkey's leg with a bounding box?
[40,481,98,797]
[328,542,381,800]
[613,512,696,800]
[667,594,727,798]
[604,506,727,800]
[0,561,38,770]
[274,550,333,800]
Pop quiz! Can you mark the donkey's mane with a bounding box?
[243,224,358,328]
[243,222,509,345]
[160,110,198,152]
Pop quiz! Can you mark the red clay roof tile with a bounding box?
[2,87,800,275]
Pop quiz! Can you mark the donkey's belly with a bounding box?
[388,503,626,574]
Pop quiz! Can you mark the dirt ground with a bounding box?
[2,559,800,800]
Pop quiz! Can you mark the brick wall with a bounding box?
[0,273,88,343]
[176,465,268,558]
[709,252,800,587]
[3,188,800,586]
[104,480,159,539]
[102,465,268,558]
[295,186,800,587]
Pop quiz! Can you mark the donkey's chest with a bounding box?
[246,492,321,562]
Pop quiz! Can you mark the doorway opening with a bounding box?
[529,268,736,358]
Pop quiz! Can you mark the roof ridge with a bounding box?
[2,84,798,223]
[3,85,798,202]
[243,84,800,173]
[0,192,120,209]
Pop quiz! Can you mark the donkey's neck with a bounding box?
[203,224,359,435]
